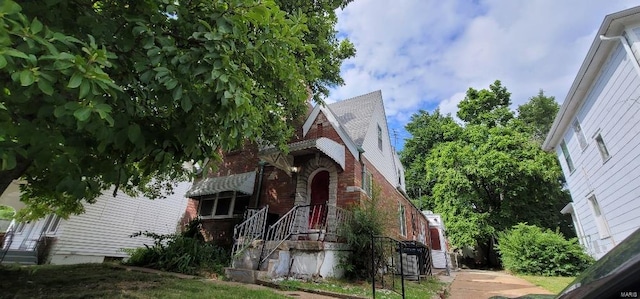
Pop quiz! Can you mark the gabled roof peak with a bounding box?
[328,90,384,146]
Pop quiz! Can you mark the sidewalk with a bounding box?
[447,270,553,299]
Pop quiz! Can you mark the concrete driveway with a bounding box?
[447,270,554,299]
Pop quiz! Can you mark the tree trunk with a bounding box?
[0,155,31,197]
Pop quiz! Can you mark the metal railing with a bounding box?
[257,203,351,268]
[231,205,268,258]
[0,225,16,262]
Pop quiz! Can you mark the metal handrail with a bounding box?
[257,204,352,268]
[0,226,16,262]
[231,205,268,258]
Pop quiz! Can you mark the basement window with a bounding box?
[199,191,251,219]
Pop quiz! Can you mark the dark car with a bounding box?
[556,227,640,299]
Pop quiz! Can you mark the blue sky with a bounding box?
[327,0,638,151]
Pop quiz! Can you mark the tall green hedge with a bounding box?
[496,223,593,276]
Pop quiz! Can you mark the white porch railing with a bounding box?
[231,205,268,258]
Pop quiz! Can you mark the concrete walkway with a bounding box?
[447,270,553,299]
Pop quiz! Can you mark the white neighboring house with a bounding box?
[1,181,190,265]
[422,211,450,269]
[543,6,640,259]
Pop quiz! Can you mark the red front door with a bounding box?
[309,170,329,229]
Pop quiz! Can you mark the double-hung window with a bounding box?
[595,134,611,162]
[560,140,575,173]
[398,203,407,236]
[199,191,251,219]
[572,119,588,150]
[588,194,611,239]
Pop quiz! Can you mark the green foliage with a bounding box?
[496,223,594,276]
[124,219,228,276]
[0,205,15,220]
[457,80,513,127]
[0,0,355,220]
[401,82,573,253]
[338,186,390,280]
[401,109,462,204]
[516,90,560,144]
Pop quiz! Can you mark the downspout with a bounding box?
[358,147,365,191]
[600,34,640,78]
[254,161,266,208]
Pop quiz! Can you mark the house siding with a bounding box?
[557,39,640,259]
[44,182,190,263]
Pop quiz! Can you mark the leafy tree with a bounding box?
[402,82,573,267]
[516,90,560,144]
[457,80,513,127]
[0,0,355,219]
[400,109,461,205]
[425,124,572,250]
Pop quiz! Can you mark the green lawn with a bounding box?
[0,264,287,299]
[517,275,575,294]
[276,276,444,299]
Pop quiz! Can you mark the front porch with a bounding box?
[228,203,351,281]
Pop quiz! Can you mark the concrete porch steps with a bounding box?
[1,249,37,265]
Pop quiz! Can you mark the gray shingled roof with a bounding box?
[328,90,382,146]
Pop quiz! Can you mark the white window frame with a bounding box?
[560,140,575,173]
[42,215,62,234]
[572,118,588,150]
[588,194,611,239]
[594,134,611,162]
[198,191,250,219]
[398,203,407,237]
[363,169,373,196]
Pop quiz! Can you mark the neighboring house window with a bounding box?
[377,125,383,151]
[42,214,62,234]
[430,228,441,250]
[588,194,611,239]
[363,168,373,196]
[398,203,407,236]
[560,140,575,172]
[15,222,26,234]
[397,169,401,186]
[572,119,588,150]
[595,134,610,161]
[199,191,251,219]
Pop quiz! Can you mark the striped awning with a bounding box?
[259,137,345,175]
[185,171,256,198]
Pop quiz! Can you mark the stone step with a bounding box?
[1,250,37,265]
[224,267,269,284]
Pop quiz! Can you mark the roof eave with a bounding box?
[543,6,640,151]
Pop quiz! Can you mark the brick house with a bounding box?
[183,90,431,279]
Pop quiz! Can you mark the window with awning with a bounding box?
[185,171,256,198]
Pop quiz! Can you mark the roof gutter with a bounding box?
[599,34,640,77]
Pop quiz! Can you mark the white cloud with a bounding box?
[331,0,638,147]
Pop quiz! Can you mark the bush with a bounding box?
[496,223,594,276]
[338,186,391,280]
[124,219,229,276]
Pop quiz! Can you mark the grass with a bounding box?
[276,276,444,299]
[517,275,575,294]
[0,263,288,299]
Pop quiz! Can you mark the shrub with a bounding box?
[496,223,594,276]
[0,205,15,220]
[338,186,391,280]
[124,219,229,276]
